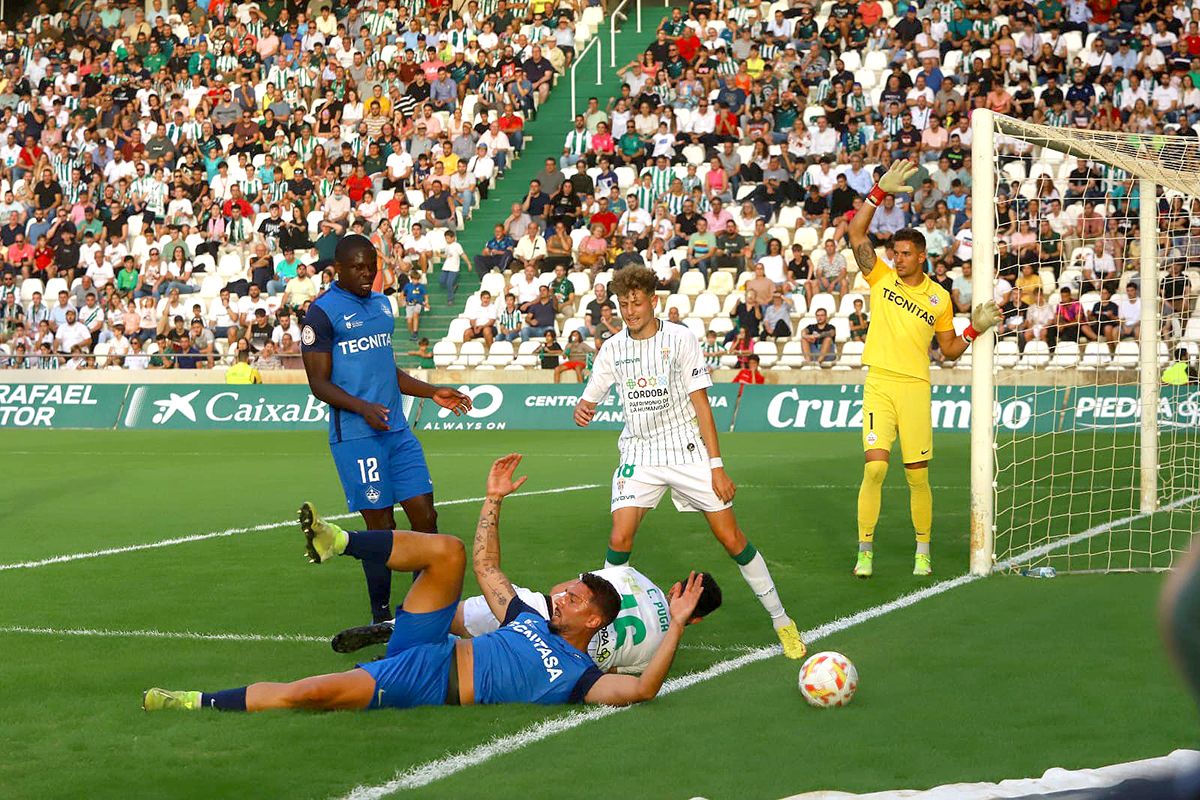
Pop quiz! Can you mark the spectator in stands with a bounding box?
[520,285,558,342]
[813,239,849,299]
[951,262,974,314]
[733,354,765,385]
[477,225,517,276]
[536,329,563,370]
[1024,288,1056,348]
[763,292,796,341]
[497,293,524,343]
[464,290,499,347]
[849,299,870,342]
[590,304,624,349]
[513,224,548,274]
[1055,287,1085,346]
[555,330,593,384]
[726,287,764,345]
[404,270,430,341]
[802,308,837,366]
[442,231,470,306]
[1118,283,1142,341]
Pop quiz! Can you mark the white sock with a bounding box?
[738,552,789,627]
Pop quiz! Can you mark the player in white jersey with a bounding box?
[328,564,722,675]
[572,266,807,660]
[455,565,720,674]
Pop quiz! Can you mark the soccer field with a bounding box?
[0,429,1194,799]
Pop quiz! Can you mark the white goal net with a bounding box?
[969,110,1200,575]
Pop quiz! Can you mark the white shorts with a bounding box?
[461,586,548,637]
[610,461,731,514]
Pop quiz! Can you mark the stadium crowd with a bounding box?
[0,0,1197,373]
[438,0,1200,372]
[0,0,592,369]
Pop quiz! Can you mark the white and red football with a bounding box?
[798,651,858,708]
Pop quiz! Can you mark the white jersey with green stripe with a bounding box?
[581,320,713,467]
[588,565,670,674]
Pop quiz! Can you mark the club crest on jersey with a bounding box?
[929,295,939,305]
[380,301,392,316]
[661,346,671,360]
[365,485,381,503]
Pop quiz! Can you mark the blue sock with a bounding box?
[201,687,247,711]
[361,560,394,624]
[344,530,394,563]
[344,531,396,624]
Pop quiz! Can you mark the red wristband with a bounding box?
[866,185,887,206]
[962,324,978,343]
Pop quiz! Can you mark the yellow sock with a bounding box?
[905,465,932,545]
[857,461,888,545]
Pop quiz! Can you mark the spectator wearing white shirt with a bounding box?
[1118,283,1142,339]
[510,260,546,309]
[807,117,840,160]
[54,308,91,353]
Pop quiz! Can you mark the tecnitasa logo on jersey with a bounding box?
[438,384,504,419]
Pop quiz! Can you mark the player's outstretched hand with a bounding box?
[432,387,473,417]
[574,399,597,427]
[358,401,391,431]
[711,467,736,503]
[486,453,529,499]
[971,300,1002,334]
[877,159,918,194]
[667,571,705,627]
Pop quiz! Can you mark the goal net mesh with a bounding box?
[985,115,1200,573]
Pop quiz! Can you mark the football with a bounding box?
[798,651,858,708]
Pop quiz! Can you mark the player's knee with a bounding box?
[432,534,465,570]
[609,528,635,551]
[863,460,888,485]
[904,465,929,487]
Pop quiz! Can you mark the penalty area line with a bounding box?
[336,493,1200,800]
[0,484,603,572]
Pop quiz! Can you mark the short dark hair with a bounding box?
[893,229,927,253]
[580,572,621,627]
[610,265,658,298]
[335,233,376,265]
[684,572,722,620]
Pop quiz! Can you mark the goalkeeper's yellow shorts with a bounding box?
[861,368,933,464]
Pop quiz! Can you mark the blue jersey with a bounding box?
[301,283,407,444]
[471,599,604,705]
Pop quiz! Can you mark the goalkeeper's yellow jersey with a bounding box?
[862,256,954,383]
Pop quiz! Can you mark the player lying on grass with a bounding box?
[331,563,723,675]
[572,265,806,660]
[142,455,707,712]
[847,159,1001,578]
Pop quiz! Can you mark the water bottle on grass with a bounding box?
[1020,566,1057,578]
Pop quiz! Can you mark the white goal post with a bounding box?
[968,109,1200,576]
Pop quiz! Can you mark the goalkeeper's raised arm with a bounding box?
[847,160,918,278]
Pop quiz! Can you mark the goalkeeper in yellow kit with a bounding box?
[848,161,1001,577]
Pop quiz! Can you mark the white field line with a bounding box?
[0,625,751,655]
[0,484,603,572]
[0,626,328,644]
[335,492,1200,800]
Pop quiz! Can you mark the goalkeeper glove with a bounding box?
[963,300,1002,343]
[868,160,919,204]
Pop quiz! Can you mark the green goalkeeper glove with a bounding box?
[877,160,918,195]
[963,300,1002,343]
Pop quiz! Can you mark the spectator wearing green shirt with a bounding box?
[269,247,302,295]
[550,263,576,320]
[116,258,140,297]
[617,120,646,170]
[685,217,717,278]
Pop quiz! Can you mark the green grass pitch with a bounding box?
[0,429,1195,799]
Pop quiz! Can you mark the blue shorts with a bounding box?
[330,428,433,512]
[357,601,458,710]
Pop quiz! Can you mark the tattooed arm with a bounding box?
[847,190,880,278]
[473,454,529,620]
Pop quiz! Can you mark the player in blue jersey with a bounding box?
[301,234,472,625]
[142,455,707,712]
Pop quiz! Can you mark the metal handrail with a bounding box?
[569,34,602,120]
[610,0,630,67]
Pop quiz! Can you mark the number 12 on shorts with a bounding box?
[357,457,381,483]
